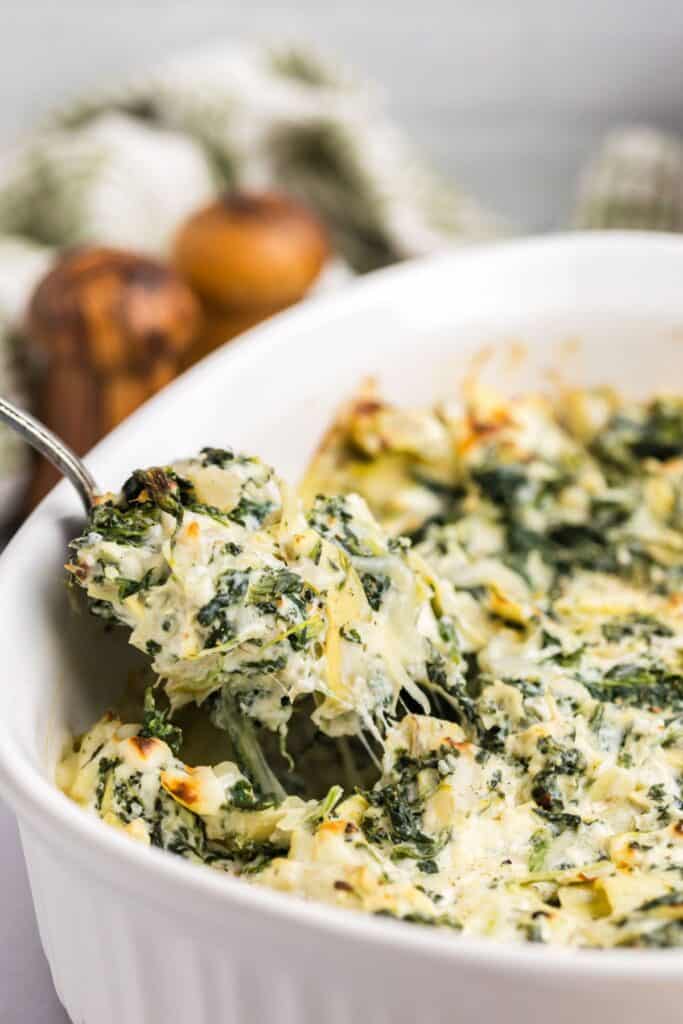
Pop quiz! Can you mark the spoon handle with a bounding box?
[0,397,98,512]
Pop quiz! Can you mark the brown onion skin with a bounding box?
[27,247,201,371]
[173,191,330,309]
[25,246,201,505]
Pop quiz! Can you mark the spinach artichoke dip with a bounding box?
[59,383,683,949]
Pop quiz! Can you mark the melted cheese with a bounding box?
[61,389,683,949]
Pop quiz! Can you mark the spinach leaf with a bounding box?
[139,687,183,755]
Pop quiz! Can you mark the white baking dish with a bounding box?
[1,233,683,1024]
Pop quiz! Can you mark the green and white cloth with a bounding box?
[0,43,503,270]
[0,42,681,522]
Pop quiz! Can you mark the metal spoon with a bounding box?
[0,396,289,799]
[0,396,97,512]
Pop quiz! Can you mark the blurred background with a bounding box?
[3,3,683,1022]
[1,1,683,528]
[5,0,683,227]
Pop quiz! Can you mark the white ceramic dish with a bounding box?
[2,233,683,1024]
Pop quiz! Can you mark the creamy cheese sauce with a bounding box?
[60,387,683,948]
